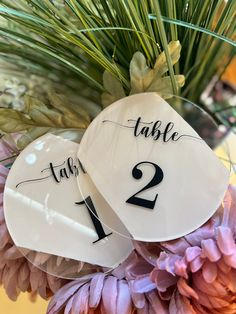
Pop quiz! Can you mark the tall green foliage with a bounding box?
[0,0,234,108]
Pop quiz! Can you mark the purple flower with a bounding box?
[47,272,169,314]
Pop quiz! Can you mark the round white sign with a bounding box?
[77,93,229,242]
[4,133,133,274]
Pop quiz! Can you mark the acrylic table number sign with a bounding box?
[3,134,134,272]
[77,93,230,242]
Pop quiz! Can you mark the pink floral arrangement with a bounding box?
[1,140,236,313]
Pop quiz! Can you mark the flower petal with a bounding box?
[132,275,156,293]
[47,279,88,313]
[169,292,195,314]
[71,283,89,314]
[185,221,214,246]
[201,239,221,262]
[190,256,204,273]
[216,226,235,256]
[217,258,231,274]
[116,280,132,314]
[129,287,146,309]
[224,250,236,268]
[177,278,198,300]
[185,247,201,263]
[102,276,118,314]
[202,261,217,283]
[156,252,180,275]
[227,269,236,293]
[89,273,106,308]
[174,258,188,279]
[64,297,73,314]
[146,290,168,313]
[192,272,227,297]
[160,238,190,255]
[151,269,177,292]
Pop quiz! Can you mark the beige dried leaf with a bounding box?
[147,75,185,98]
[0,109,35,133]
[154,41,181,77]
[129,51,153,94]
[101,70,125,107]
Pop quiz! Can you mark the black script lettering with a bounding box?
[151,120,162,140]
[16,157,81,188]
[103,117,201,143]
[48,157,81,183]
[67,157,79,176]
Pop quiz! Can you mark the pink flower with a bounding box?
[148,185,236,313]
[47,186,236,314]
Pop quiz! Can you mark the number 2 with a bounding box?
[126,161,164,209]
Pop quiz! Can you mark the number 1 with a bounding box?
[76,197,112,243]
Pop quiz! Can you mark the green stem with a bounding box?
[152,0,178,95]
